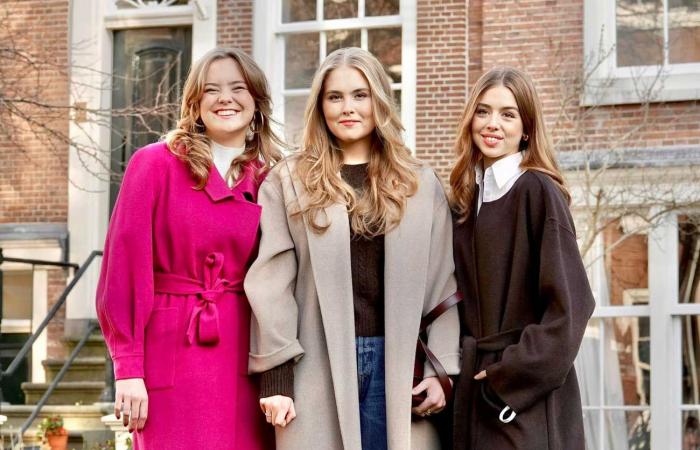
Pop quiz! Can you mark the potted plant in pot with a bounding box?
[37,414,68,450]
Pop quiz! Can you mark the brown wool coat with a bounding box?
[245,156,461,450]
[452,171,596,450]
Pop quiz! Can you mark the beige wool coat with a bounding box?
[245,156,461,450]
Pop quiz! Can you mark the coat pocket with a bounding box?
[144,307,178,390]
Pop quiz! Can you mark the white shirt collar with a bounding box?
[474,151,526,214]
[474,151,524,189]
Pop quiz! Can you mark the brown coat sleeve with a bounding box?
[485,209,595,413]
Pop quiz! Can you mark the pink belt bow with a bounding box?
[153,253,243,345]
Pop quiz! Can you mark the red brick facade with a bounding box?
[415,0,468,178]
[0,0,69,224]
[217,0,254,54]
[462,0,700,154]
[46,269,68,359]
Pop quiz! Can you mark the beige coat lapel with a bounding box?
[384,190,432,450]
[289,172,362,450]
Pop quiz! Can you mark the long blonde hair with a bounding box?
[165,48,283,188]
[294,47,419,237]
[449,66,570,220]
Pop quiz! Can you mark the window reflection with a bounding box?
[327,29,361,55]
[285,33,319,89]
[680,217,700,407]
[669,0,700,64]
[366,0,399,16]
[368,28,402,83]
[282,0,316,23]
[616,0,663,67]
[324,0,358,20]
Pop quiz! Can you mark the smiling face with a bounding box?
[199,57,255,147]
[470,84,525,168]
[321,65,376,159]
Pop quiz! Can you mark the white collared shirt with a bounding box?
[211,140,245,187]
[475,151,526,215]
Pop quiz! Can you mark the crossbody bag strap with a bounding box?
[417,291,463,400]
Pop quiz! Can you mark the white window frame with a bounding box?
[575,207,700,449]
[582,0,700,106]
[67,0,216,322]
[253,0,417,151]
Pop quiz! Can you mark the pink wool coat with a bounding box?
[96,142,272,450]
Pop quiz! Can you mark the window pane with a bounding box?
[285,33,320,89]
[682,316,700,405]
[283,0,316,23]
[616,0,663,67]
[669,1,700,65]
[2,271,32,320]
[284,95,308,147]
[682,411,700,450]
[324,0,358,19]
[601,218,649,307]
[680,215,700,306]
[393,89,401,115]
[326,29,361,55]
[577,319,602,407]
[576,317,651,409]
[604,317,650,406]
[368,27,402,83]
[583,409,600,450]
[605,410,651,449]
[366,0,399,16]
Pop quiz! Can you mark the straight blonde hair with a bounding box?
[449,67,570,221]
[165,47,283,188]
[294,47,419,238]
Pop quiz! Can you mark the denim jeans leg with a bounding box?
[356,336,388,450]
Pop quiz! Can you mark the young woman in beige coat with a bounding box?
[244,47,461,450]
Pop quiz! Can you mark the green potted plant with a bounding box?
[37,414,68,450]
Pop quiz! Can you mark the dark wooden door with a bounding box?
[110,26,192,211]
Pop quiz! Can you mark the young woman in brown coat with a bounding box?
[244,47,461,450]
[449,67,595,450]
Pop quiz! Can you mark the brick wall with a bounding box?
[466,0,700,155]
[47,269,68,359]
[217,0,254,54]
[415,0,468,180]
[0,0,69,224]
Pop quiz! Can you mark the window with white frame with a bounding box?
[583,0,700,105]
[575,211,700,449]
[254,0,416,149]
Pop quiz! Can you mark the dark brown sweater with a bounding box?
[259,163,385,399]
[452,170,595,450]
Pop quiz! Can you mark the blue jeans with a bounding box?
[356,336,388,450]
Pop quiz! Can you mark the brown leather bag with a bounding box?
[412,291,463,408]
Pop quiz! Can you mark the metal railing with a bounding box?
[0,250,103,449]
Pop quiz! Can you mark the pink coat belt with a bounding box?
[154,252,243,346]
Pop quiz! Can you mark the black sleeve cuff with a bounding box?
[259,360,295,400]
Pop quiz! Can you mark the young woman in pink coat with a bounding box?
[96,47,282,450]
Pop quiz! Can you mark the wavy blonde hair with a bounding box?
[294,47,419,238]
[165,47,283,188]
[449,66,570,221]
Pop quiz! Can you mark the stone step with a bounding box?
[0,403,114,450]
[42,357,107,383]
[61,334,109,359]
[21,381,106,405]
